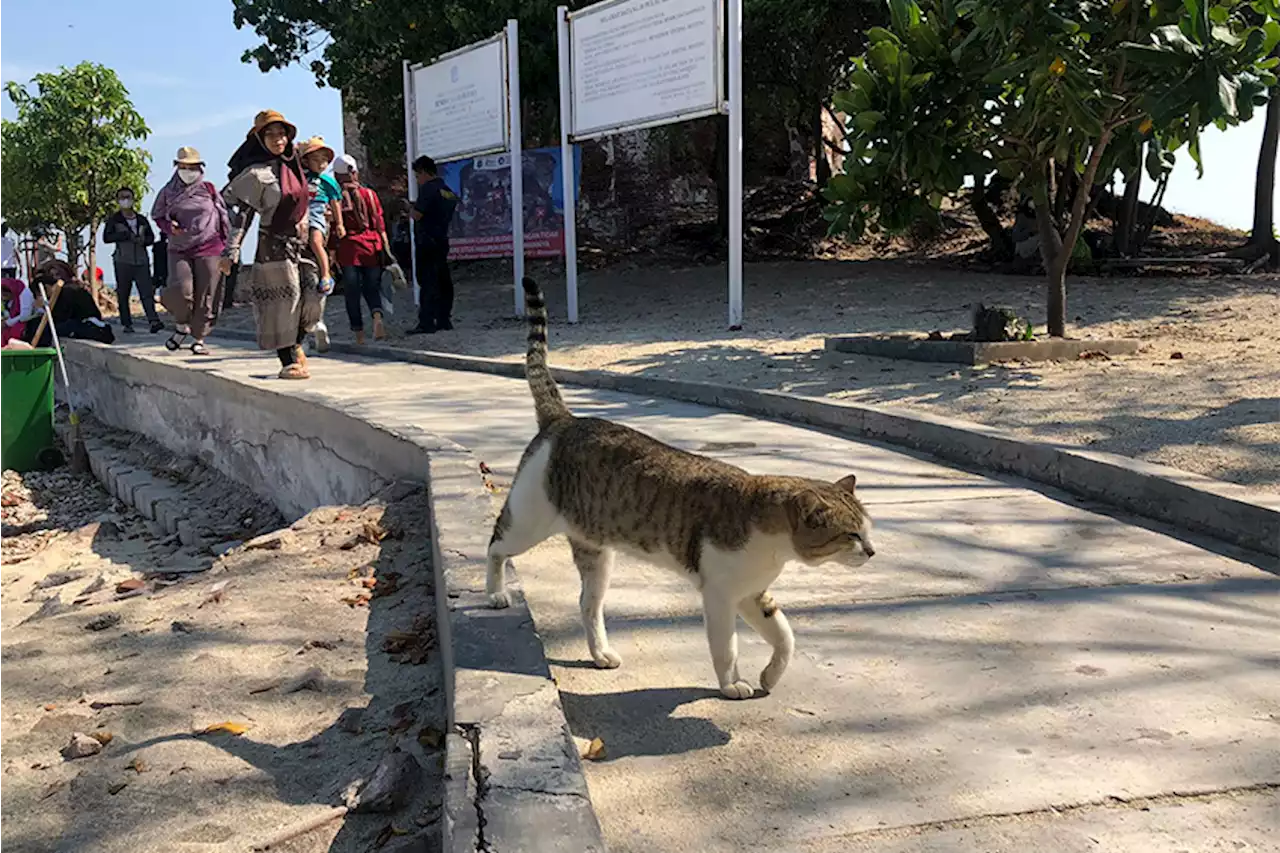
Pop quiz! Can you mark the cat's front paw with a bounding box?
[592,648,623,669]
[719,680,754,700]
[488,590,512,609]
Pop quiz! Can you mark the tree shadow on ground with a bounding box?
[1,483,447,853]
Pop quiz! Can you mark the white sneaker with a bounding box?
[312,321,330,353]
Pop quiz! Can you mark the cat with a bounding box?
[485,279,877,699]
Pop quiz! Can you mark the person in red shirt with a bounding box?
[332,154,388,344]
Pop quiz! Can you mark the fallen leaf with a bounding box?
[108,780,129,795]
[198,581,230,609]
[84,612,122,632]
[196,721,251,736]
[282,667,324,693]
[43,703,57,711]
[388,702,415,734]
[115,578,147,594]
[371,573,401,599]
[341,594,371,608]
[583,737,606,761]
[361,522,387,544]
[126,757,149,774]
[359,577,377,589]
[1077,350,1111,361]
[91,731,114,745]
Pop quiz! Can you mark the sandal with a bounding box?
[278,363,310,380]
[164,333,188,352]
[189,341,208,356]
[294,345,308,370]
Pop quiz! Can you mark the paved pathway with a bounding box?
[113,340,1278,853]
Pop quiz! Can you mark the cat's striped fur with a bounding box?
[487,278,876,698]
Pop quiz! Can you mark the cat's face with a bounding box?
[789,474,876,568]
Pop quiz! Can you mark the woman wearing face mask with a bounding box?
[219,110,319,379]
[151,146,230,354]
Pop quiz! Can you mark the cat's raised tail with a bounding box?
[523,277,572,430]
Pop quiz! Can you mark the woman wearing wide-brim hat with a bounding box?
[151,145,230,355]
[219,109,322,380]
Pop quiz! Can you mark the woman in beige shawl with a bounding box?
[219,110,320,379]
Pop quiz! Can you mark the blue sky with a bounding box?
[1,0,1275,285]
[1,0,344,280]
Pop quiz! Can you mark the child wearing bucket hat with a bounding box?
[297,136,343,351]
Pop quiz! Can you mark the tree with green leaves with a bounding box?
[826,0,1277,336]
[1,62,150,297]
[232,0,889,241]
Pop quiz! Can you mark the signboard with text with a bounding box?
[440,146,581,261]
[411,36,508,163]
[569,0,722,139]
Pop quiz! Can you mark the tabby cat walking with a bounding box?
[487,279,877,699]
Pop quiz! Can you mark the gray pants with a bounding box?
[160,255,223,340]
[114,260,157,329]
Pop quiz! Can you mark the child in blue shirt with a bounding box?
[298,136,344,295]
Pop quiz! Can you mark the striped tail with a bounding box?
[523,278,571,429]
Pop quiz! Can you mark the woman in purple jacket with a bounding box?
[151,146,230,355]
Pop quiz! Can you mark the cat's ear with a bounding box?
[834,474,858,493]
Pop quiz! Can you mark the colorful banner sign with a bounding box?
[439,145,581,260]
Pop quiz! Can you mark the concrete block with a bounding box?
[825,334,1142,365]
[153,499,182,535]
[133,483,164,519]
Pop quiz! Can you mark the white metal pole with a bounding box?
[557,5,580,323]
[507,19,526,317]
[727,0,744,329]
[402,60,421,308]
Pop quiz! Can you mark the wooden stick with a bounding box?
[251,806,348,851]
[28,280,63,347]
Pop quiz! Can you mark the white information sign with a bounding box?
[569,0,722,139]
[412,37,508,163]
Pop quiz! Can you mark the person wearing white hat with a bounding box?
[151,145,230,355]
[332,153,391,344]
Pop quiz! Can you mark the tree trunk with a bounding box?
[87,223,99,303]
[1116,158,1142,256]
[971,174,1013,259]
[1249,85,1279,254]
[813,104,831,189]
[1046,254,1069,338]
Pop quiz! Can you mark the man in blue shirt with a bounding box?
[408,155,459,334]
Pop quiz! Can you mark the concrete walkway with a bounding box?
[103,340,1278,852]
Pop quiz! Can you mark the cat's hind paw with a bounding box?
[720,680,754,700]
[592,648,623,669]
[759,657,788,694]
[488,590,512,609]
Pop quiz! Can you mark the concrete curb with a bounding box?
[66,434,207,550]
[61,342,606,853]
[218,329,1279,556]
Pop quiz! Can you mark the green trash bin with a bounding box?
[1,348,60,473]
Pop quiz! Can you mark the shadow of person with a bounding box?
[557,686,730,760]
